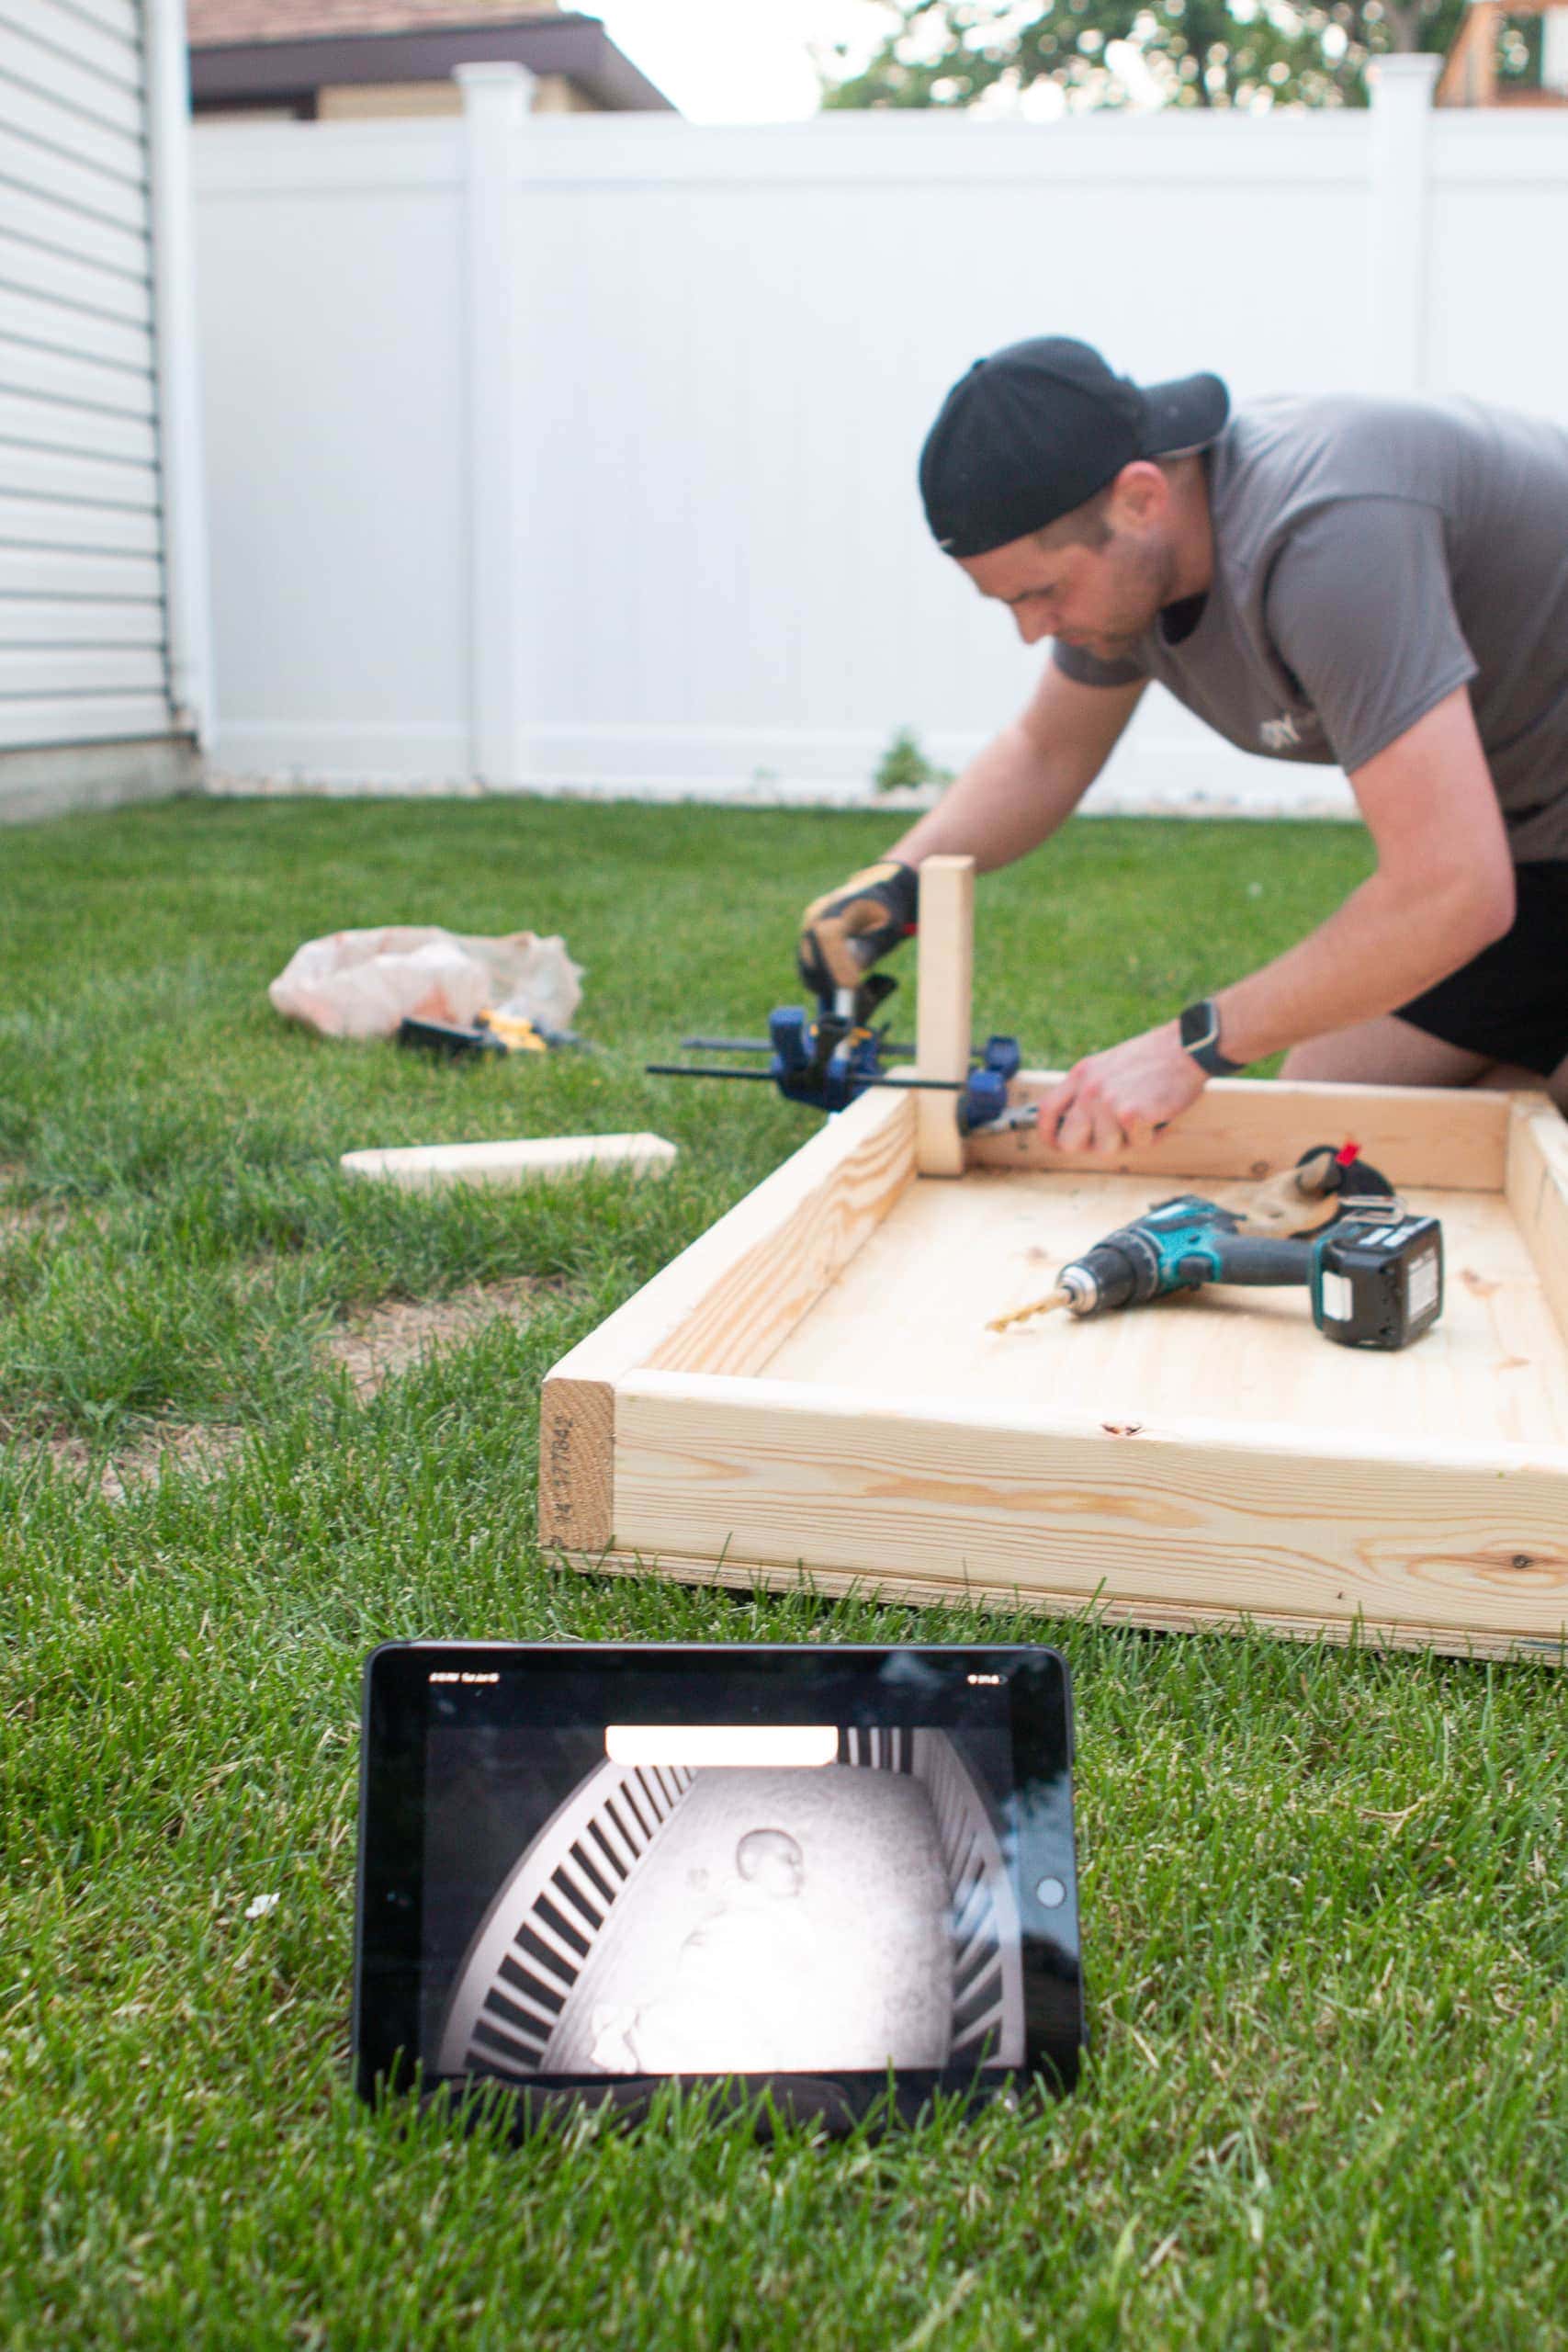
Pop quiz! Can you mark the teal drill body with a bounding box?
[1058,1194,1444,1351]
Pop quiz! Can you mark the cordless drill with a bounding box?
[996,1192,1444,1351]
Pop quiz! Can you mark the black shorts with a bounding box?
[1396,862,1568,1076]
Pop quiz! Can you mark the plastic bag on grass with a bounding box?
[268,925,584,1042]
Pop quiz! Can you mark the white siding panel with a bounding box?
[40,0,141,43]
[0,124,151,235]
[0,545,162,598]
[15,2,144,93]
[0,74,145,184]
[0,645,165,695]
[0,0,177,766]
[5,181,151,277]
[0,596,164,645]
[0,492,161,555]
[0,335,155,419]
[2,442,159,508]
[0,280,153,370]
[0,691,171,749]
[0,386,157,463]
[0,227,154,325]
[4,24,148,139]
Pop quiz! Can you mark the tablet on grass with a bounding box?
[355,1642,1084,2131]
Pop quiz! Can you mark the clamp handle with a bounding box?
[958,1035,1022,1133]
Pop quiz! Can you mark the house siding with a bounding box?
[1,0,198,810]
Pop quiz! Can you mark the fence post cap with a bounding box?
[454,60,536,109]
[1369,51,1444,96]
[454,61,532,85]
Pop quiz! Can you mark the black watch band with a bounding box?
[1179,999,1245,1077]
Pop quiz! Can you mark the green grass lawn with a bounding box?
[1,795,1564,2350]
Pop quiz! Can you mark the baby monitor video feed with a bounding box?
[355,1645,1082,2111]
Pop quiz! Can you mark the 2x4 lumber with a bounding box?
[645,1095,917,1381]
[583,1546,1563,1667]
[914,855,975,1179]
[341,1134,676,1188]
[536,1087,917,1554]
[611,1369,1568,1645]
[968,1073,1510,1192]
[1506,1093,1568,1347]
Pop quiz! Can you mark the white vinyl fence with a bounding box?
[192,71,1568,814]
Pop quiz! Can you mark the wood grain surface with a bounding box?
[967,1074,1511,1190]
[760,1167,1568,1451]
[913,855,973,1180]
[611,1368,1568,1647]
[536,1086,916,1551]
[573,1545,1567,1666]
[1506,1093,1568,1348]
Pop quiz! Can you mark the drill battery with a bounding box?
[1312,1212,1444,1350]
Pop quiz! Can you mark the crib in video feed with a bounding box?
[437,1729,1024,2080]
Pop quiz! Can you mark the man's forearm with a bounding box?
[1035,689,1519,1154]
[1213,867,1513,1066]
[884,719,1091,873]
[1035,863,1515,1156]
[1215,685,1517,1065]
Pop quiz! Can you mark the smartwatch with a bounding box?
[1179,999,1246,1077]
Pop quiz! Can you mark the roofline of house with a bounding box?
[188,16,676,112]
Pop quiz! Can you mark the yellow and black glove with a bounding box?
[796,860,919,996]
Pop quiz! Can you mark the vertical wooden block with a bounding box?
[914,854,975,1179]
[1506,1093,1568,1349]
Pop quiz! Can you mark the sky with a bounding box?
[592,1,892,122]
[590,3,1168,125]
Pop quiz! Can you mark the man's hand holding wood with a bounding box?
[1037,1021,1207,1154]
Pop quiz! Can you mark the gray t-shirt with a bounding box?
[1055,392,1568,863]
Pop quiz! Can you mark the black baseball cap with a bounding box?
[919,336,1230,559]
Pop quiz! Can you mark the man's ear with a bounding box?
[1107,460,1168,532]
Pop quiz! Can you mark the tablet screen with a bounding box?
[356,1645,1081,2115]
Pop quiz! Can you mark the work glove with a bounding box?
[796,860,919,996]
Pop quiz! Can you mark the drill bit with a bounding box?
[987,1284,1071,1331]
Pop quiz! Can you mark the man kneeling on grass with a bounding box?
[798,338,1568,1153]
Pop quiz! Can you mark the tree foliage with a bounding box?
[818,0,1476,113]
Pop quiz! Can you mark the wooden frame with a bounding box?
[541,860,1568,1661]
